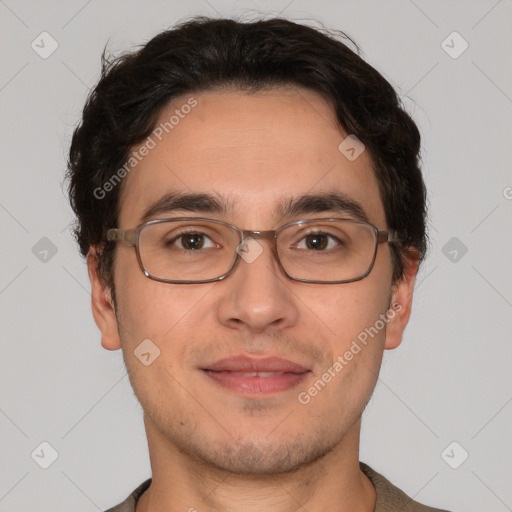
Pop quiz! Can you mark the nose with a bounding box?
[215,238,299,334]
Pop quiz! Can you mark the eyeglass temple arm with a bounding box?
[106,228,138,245]
[377,230,401,244]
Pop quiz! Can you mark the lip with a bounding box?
[204,355,310,373]
[202,355,311,396]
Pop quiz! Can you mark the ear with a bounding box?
[384,250,420,350]
[87,247,122,350]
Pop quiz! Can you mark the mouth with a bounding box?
[201,355,312,396]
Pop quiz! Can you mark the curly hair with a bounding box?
[66,16,427,290]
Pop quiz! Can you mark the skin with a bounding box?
[88,86,418,512]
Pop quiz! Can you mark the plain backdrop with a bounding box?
[0,1,511,511]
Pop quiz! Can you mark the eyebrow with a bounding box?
[276,192,369,223]
[139,191,369,224]
[140,192,233,223]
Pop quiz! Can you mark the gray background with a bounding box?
[1,0,511,511]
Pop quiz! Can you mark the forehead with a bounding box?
[118,87,385,227]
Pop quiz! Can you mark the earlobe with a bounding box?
[87,248,122,351]
[384,250,420,350]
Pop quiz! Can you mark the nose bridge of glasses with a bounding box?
[235,229,281,264]
[239,229,279,254]
[241,229,277,242]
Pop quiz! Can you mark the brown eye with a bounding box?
[296,233,340,251]
[305,234,328,250]
[180,233,205,250]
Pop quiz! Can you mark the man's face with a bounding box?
[91,87,414,475]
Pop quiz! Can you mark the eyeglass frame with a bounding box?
[106,217,401,285]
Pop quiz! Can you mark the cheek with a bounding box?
[294,297,390,436]
[298,274,393,411]
[298,272,392,349]
[117,281,218,345]
[113,275,220,415]
[113,247,218,347]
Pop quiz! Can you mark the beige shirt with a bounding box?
[105,462,451,512]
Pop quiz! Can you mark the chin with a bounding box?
[181,431,340,476]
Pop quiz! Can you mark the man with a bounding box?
[67,16,451,512]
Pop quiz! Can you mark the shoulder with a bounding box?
[103,478,152,512]
[360,462,452,512]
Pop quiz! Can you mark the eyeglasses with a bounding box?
[107,217,400,284]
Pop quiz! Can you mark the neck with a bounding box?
[136,415,376,512]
